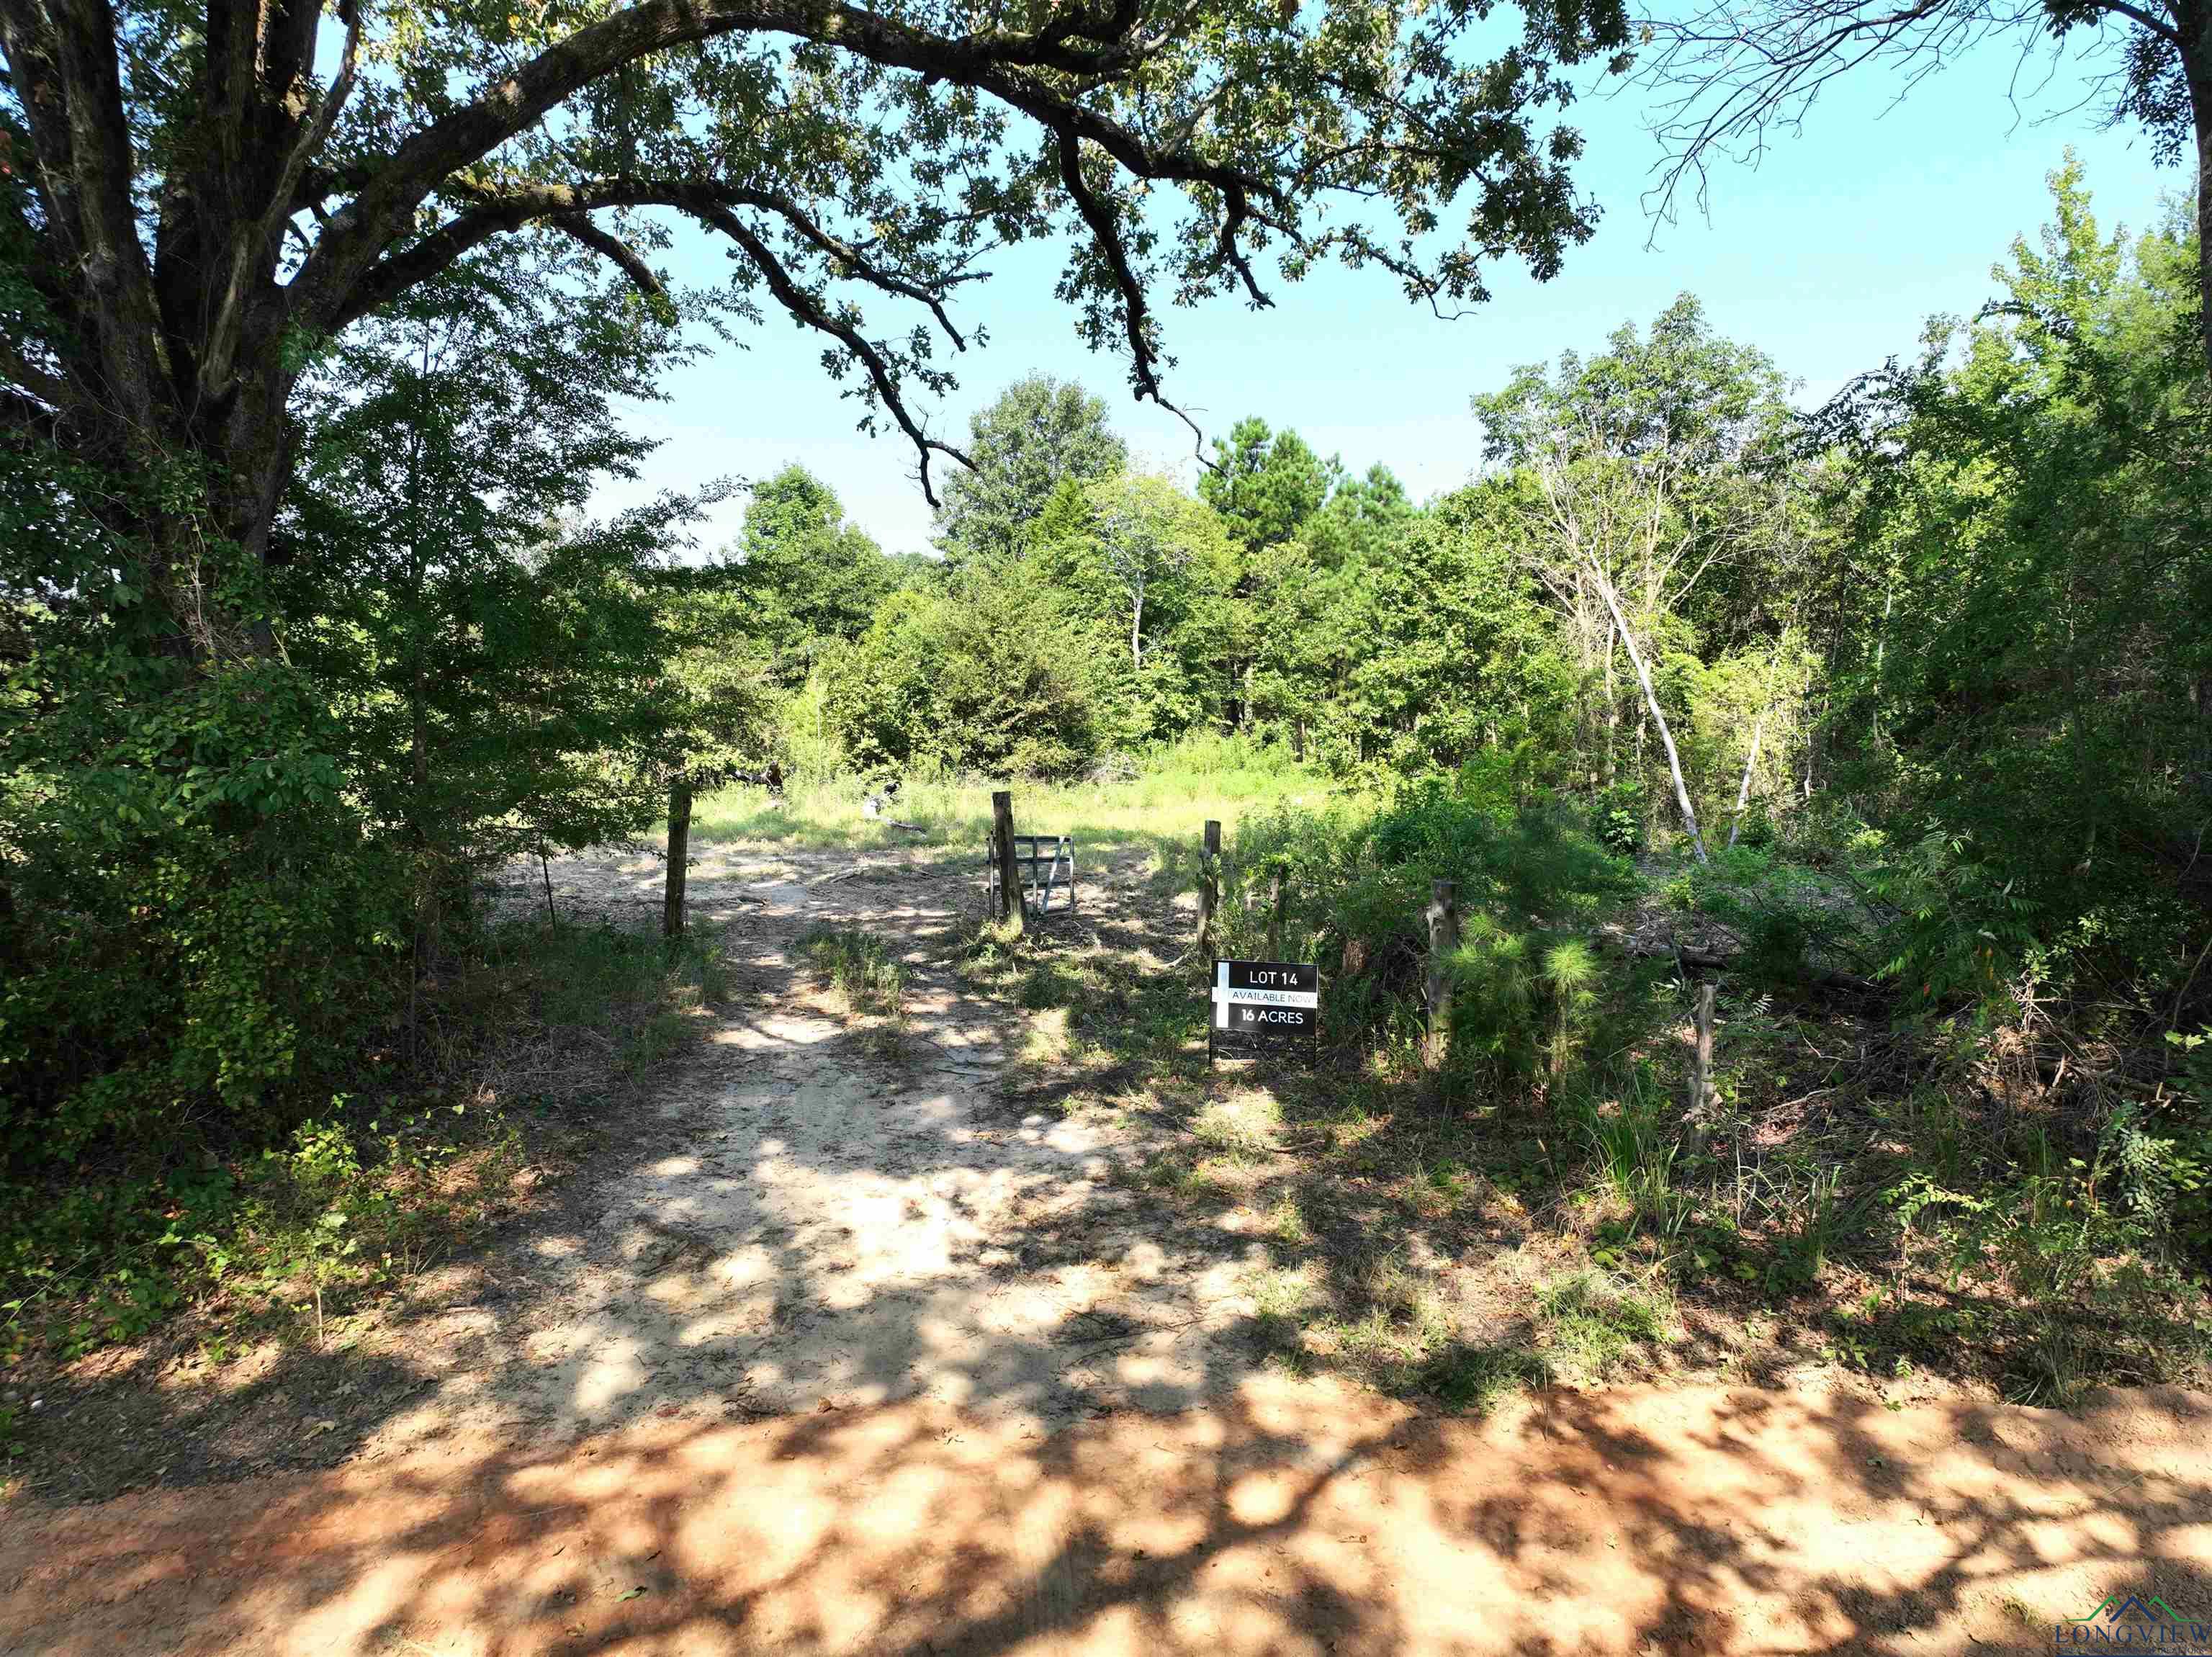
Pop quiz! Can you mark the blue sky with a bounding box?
[603,35,2179,557]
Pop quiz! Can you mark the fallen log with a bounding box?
[1593,925,1881,994]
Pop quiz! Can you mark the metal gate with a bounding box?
[988,832,1076,920]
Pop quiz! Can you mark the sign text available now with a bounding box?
[1210,959,1319,1058]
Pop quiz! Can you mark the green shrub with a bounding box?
[2101,1086,2210,1253]
[1216,778,1636,1077]
[1,917,712,1363]
[817,568,1108,779]
[1672,843,1863,987]
[0,660,412,1170]
[1592,776,1646,857]
[1446,922,1606,1079]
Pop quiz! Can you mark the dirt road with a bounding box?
[5,1375,2208,1655]
[4,843,2208,1654]
[395,841,1259,1447]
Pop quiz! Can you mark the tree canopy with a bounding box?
[934,376,1128,563]
[732,465,896,682]
[1198,418,1343,554]
[2,0,1638,660]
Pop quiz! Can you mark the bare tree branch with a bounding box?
[1630,0,2054,225]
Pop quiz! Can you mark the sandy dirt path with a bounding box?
[5,843,2208,1654]
[359,840,1259,1451]
[4,1375,2208,1655]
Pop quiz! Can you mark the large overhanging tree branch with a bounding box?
[1629,0,2211,375]
[2,0,1633,651]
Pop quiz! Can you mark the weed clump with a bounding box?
[799,927,908,1020]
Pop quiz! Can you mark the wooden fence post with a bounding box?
[1424,879,1460,1069]
[1687,980,1717,1151]
[662,779,693,940]
[1197,820,1222,958]
[1266,863,1286,960]
[992,789,1025,935]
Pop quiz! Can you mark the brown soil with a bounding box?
[4,1375,2208,1655]
[6,840,2208,1653]
[4,844,1251,1506]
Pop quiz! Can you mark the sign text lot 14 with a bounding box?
[1210,959,1320,1061]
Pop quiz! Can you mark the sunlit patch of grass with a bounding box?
[1290,1250,1460,1387]
[1359,1251,1453,1347]
[1536,1269,1672,1386]
[1130,1149,1206,1195]
[1422,1341,1552,1413]
[797,926,907,1020]
[689,735,1361,855]
[1571,1074,1694,1241]
[1192,1093,1282,1163]
[969,932,1202,1075]
[1182,1157,1239,1196]
[1264,1190,1311,1247]
[1403,1153,1485,1219]
[1021,1005,1071,1065]
[1245,1262,1316,1362]
[1315,1107,1390,1169]
[2007,1315,2093,1407]
[1017,961,1087,1009]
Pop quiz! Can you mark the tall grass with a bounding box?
[688,732,1348,854]
[799,926,908,1018]
[1575,1072,1693,1239]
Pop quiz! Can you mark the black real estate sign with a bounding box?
[1208,958,1319,1062]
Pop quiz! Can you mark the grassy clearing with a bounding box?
[1211,1003,2206,1409]
[972,932,1207,1085]
[0,922,731,1393]
[689,732,1357,858]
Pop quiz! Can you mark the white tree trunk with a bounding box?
[1725,703,1768,850]
[1587,561,1709,865]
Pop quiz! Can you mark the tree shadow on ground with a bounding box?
[4,1371,2208,1656]
[11,838,2211,1657]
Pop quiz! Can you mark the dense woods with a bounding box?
[1,0,2207,1406]
[803,174,2212,1036]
